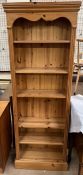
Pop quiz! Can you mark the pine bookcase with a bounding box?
[3,2,81,171]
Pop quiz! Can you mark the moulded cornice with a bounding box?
[3,2,81,13]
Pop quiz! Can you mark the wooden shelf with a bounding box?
[19,117,65,129]
[19,134,64,146]
[15,147,67,170]
[19,147,63,161]
[15,159,67,171]
[17,89,66,99]
[15,68,68,74]
[13,40,70,44]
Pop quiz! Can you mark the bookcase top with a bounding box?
[3,1,81,13]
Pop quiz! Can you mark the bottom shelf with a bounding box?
[15,159,68,171]
[20,146,63,160]
[15,145,68,170]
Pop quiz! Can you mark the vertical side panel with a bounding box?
[8,26,20,159]
[64,26,76,160]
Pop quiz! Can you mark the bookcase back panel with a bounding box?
[19,128,64,137]
[14,45,69,69]
[17,98,66,119]
[16,74,67,91]
[13,18,71,41]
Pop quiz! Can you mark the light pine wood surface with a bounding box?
[3,1,81,171]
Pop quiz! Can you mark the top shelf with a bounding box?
[13,40,70,44]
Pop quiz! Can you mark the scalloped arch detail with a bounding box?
[12,15,72,28]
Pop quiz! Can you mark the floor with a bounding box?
[0,81,83,175]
